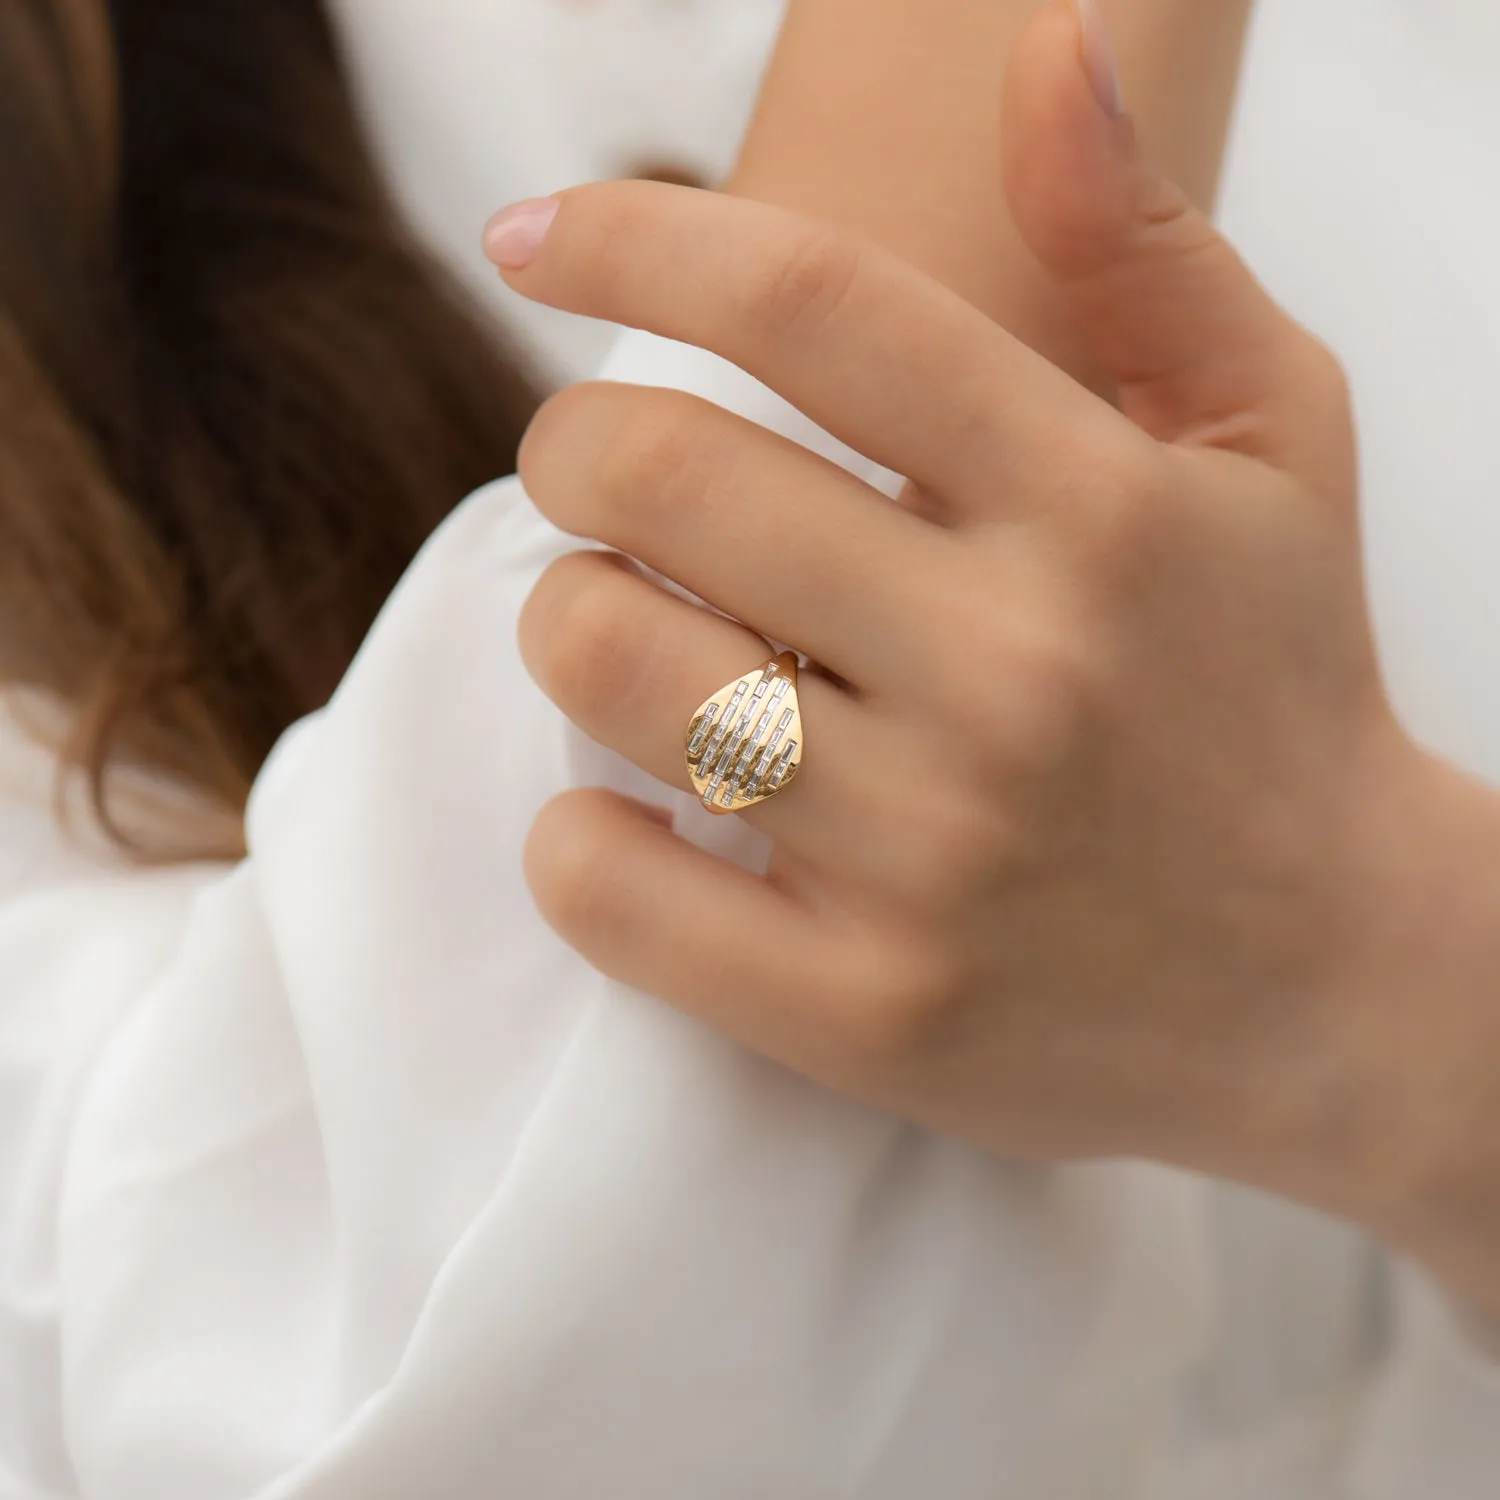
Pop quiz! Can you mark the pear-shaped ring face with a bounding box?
[685,651,803,815]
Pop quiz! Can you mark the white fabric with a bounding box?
[7,0,1500,1495]
[327,0,783,384]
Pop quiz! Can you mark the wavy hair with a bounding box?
[0,0,538,854]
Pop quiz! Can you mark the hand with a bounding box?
[489,4,1500,1310]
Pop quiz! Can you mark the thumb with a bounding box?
[1002,0,1353,500]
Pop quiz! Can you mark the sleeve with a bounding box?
[2,328,1216,1500]
[1344,1269,1500,1498]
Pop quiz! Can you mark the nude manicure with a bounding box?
[482,196,561,269]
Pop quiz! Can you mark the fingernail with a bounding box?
[482,196,560,269]
[1076,0,1126,119]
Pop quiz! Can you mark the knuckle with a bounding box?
[1074,438,1174,589]
[523,789,625,936]
[1289,330,1352,420]
[1140,199,1224,272]
[515,382,613,526]
[1130,193,1243,301]
[744,226,863,341]
[524,553,645,715]
[518,379,597,468]
[934,604,1100,784]
[991,633,1101,781]
[520,384,723,539]
[595,390,721,530]
[830,938,970,1072]
[896,786,1015,908]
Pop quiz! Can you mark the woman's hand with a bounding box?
[487,4,1500,1312]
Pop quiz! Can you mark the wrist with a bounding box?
[725,0,1043,326]
[1308,725,1500,1315]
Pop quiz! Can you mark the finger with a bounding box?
[1002,0,1355,502]
[520,381,946,686]
[519,549,869,852]
[486,180,1113,517]
[520,550,970,907]
[524,787,911,1083]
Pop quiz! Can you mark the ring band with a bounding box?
[685,650,804,815]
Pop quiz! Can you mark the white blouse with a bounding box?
[7,1,1500,1496]
[1,323,1497,1498]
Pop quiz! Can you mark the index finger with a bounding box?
[487,180,1106,515]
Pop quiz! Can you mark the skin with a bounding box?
[729,0,1253,381]
[486,1,1500,1320]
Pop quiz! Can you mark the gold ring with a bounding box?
[685,650,804,815]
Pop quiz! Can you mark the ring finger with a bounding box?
[520,548,921,885]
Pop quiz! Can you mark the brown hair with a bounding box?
[0,0,538,854]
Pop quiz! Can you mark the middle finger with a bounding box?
[520,380,947,689]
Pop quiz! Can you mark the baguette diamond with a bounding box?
[685,651,804,815]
